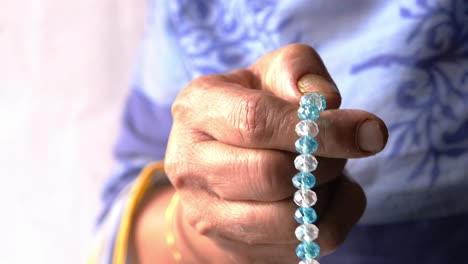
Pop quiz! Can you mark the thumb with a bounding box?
[249,43,341,109]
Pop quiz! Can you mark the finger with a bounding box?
[197,141,296,202]
[181,189,298,246]
[248,43,341,108]
[181,182,334,247]
[176,141,343,202]
[314,109,389,157]
[179,83,388,157]
[315,176,366,255]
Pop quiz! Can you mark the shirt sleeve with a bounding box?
[87,162,168,264]
[88,1,182,262]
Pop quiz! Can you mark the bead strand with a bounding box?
[293,92,326,264]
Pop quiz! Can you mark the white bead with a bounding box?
[294,189,317,207]
[295,120,319,137]
[295,224,319,242]
[299,259,320,264]
[294,154,318,172]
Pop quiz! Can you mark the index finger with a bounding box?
[248,43,341,108]
[182,82,387,158]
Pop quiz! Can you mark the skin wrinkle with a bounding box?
[276,104,297,149]
[193,140,298,201]
[260,95,279,146]
[231,93,259,144]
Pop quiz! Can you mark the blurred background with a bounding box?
[0,1,146,263]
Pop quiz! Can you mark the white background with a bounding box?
[0,0,146,263]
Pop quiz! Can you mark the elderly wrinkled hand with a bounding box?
[163,44,388,263]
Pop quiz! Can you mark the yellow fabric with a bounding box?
[113,161,165,264]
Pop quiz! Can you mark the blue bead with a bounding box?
[295,136,318,154]
[296,242,321,259]
[300,92,327,112]
[297,104,320,121]
[292,172,316,189]
[319,94,327,112]
[294,207,318,224]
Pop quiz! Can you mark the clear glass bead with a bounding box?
[299,258,320,264]
[294,189,317,207]
[295,120,319,137]
[294,154,318,172]
[301,92,326,112]
[298,104,320,121]
[296,241,321,259]
[294,207,318,224]
[295,224,319,242]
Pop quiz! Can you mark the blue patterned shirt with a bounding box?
[98,0,468,263]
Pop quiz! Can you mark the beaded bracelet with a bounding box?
[293,92,326,264]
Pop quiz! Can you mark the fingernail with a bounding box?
[358,120,386,153]
[297,74,339,94]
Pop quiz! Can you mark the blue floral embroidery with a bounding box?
[168,0,298,77]
[352,0,468,183]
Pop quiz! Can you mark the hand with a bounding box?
[164,44,388,263]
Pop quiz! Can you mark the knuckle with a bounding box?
[193,219,214,237]
[184,206,214,237]
[277,43,319,63]
[267,44,324,91]
[164,152,185,188]
[171,89,191,120]
[233,93,268,143]
[164,142,197,189]
[164,154,176,175]
[171,75,214,119]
